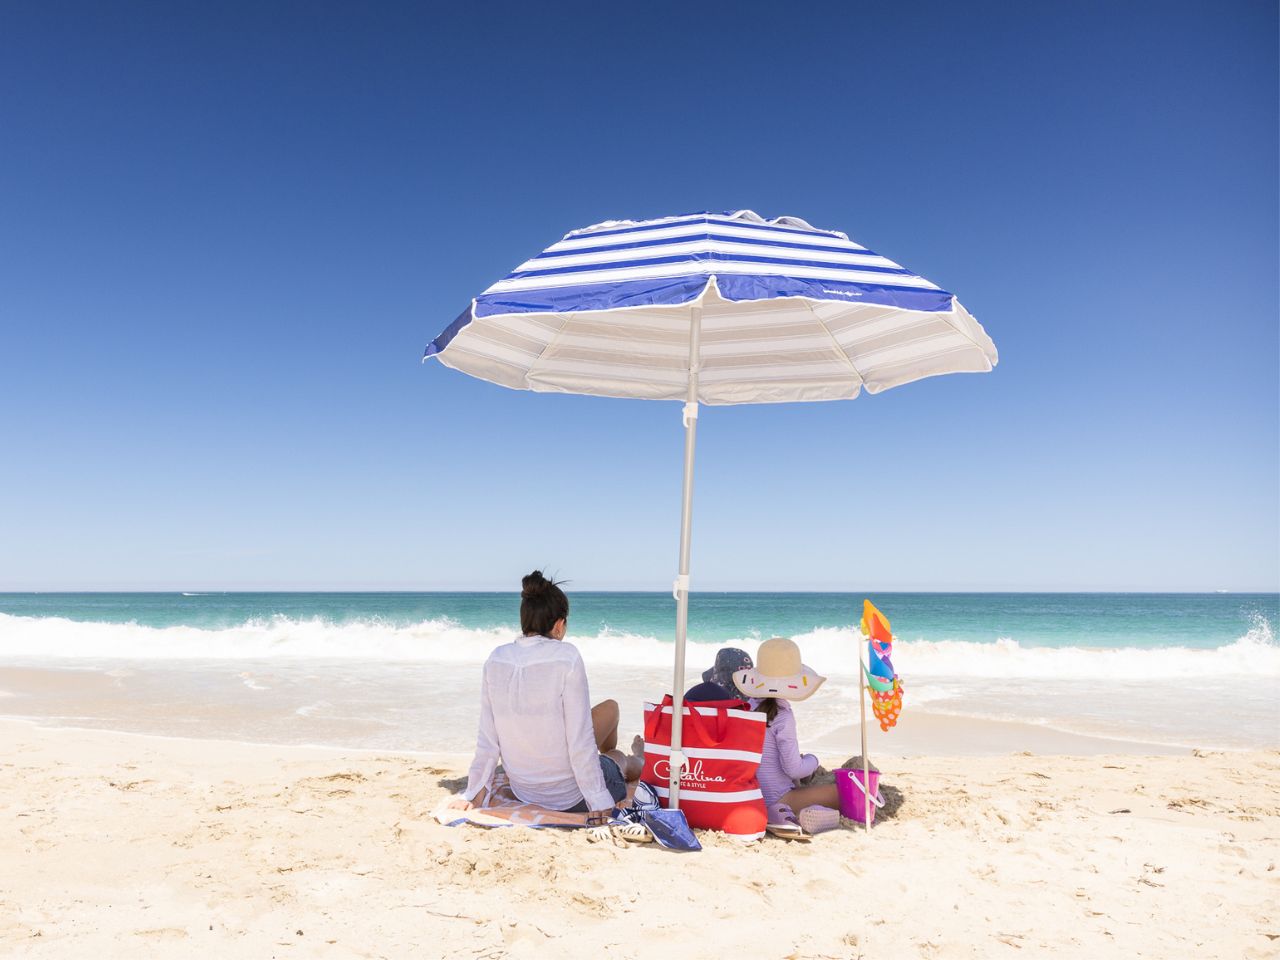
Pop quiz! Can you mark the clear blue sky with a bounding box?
[1,1,1276,592]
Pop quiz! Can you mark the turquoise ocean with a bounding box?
[0,592,1276,753]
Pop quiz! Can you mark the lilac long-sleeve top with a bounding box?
[749,698,819,808]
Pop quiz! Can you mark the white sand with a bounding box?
[1,719,1277,959]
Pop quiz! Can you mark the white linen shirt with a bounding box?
[464,635,613,812]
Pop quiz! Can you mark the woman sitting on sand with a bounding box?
[448,571,643,819]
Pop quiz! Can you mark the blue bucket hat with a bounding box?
[702,647,753,693]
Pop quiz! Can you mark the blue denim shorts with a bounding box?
[562,754,628,812]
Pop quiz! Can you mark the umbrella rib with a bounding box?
[522,312,575,387]
[804,300,867,391]
[934,301,994,357]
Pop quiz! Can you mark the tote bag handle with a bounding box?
[679,701,733,745]
[644,695,675,743]
[644,697,741,746]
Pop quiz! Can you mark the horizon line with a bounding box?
[1,588,1277,596]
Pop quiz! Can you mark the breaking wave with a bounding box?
[0,611,1275,679]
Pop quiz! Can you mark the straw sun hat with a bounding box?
[732,637,826,701]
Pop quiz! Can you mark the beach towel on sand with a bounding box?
[435,771,637,829]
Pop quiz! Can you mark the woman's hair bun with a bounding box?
[522,570,551,599]
[519,570,569,636]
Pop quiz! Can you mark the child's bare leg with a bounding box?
[780,783,841,811]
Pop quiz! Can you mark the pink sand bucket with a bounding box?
[835,768,885,824]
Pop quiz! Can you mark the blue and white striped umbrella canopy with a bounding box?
[425,209,997,404]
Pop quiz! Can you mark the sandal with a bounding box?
[765,802,811,841]
[798,804,841,835]
[585,806,621,827]
[585,818,657,846]
[610,822,654,843]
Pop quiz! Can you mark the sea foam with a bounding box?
[0,611,1275,679]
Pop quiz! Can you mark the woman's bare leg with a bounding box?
[591,699,619,753]
[780,783,841,812]
[605,734,646,782]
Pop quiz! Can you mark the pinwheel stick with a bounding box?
[858,658,871,834]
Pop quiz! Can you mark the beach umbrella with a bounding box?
[424,210,997,808]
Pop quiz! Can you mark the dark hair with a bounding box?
[520,570,569,637]
[754,697,779,724]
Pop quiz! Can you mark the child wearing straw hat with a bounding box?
[733,637,841,834]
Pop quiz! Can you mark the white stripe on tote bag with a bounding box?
[644,703,766,723]
[649,786,765,804]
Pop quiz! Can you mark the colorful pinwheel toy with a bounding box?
[861,600,903,732]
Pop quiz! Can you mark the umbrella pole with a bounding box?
[668,303,703,809]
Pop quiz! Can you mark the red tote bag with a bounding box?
[641,696,767,838]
